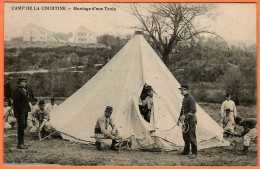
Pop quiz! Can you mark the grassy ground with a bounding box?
[3,103,258,166]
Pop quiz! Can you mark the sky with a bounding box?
[4,3,257,44]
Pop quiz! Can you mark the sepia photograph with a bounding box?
[2,1,258,166]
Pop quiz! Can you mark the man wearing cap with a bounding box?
[34,100,51,139]
[94,106,119,151]
[13,77,31,149]
[221,93,237,122]
[4,76,13,106]
[235,117,257,155]
[177,85,197,159]
[221,108,235,137]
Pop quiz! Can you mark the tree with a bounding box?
[222,67,245,105]
[130,3,217,66]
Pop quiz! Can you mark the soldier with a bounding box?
[221,109,235,137]
[4,99,16,129]
[4,76,13,106]
[235,117,257,155]
[221,93,237,122]
[34,100,51,139]
[27,98,39,133]
[177,85,197,159]
[45,98,58,114]
[94,106,119,151]
[13,77,31,149]
[142,86,153,123]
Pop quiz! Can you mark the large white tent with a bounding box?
[50,33,229,150]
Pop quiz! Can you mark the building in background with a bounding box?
[74,26,97,44]
[23,23,55,42]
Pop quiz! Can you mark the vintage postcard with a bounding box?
[1,1,259,168]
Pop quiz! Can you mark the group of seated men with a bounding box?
[4,97,58,139]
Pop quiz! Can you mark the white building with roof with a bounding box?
[23,23,54,42]
[74,26,97,44]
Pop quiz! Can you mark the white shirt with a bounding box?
[143,96,153,110]
[221,100,237,117]
[4,106,12,117]
[45,103,58,114]
[28,103,39,120]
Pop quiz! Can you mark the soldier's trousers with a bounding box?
[182,121,197,155]
[16,112,28,145]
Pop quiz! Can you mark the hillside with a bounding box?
[4,37,256,105]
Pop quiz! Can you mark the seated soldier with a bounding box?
[94,106,119,151]
[4,99,16,129]
[45,98,58,114]
[34,100,51,139]
[221,109,235,137]
[142,86,153,123]
[235,117,257,155]
[27,98,39,132]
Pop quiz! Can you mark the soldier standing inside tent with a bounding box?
[221,93,237,122]
[4,76,13,106]
[235,117,257,155]
[142,86,153,123]
[94,106,119,151]
[177,85,197,159]
[13,77,31,149]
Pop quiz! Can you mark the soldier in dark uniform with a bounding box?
[13,77,31,149]
[177,85,197,159]
[4,76,13,106]
[235,117,257,155]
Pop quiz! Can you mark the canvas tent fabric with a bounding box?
[49,34,229,150]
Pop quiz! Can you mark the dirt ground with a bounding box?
[3,103,258,166]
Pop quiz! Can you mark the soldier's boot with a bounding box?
[17,144,28,149]
[238,146,249,155]
[242,146,249,155]
[110,140,118,151]
[95,141,102,151]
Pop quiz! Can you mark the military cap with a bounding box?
[178,85,189,90]
[225,108,232,112]
[17,77,27,83]
[6,76,13,80]
[105,106,113,113]
[33,98,38,102]
[39,100,45,105]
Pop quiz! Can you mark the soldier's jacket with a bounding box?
[240,118,257,136]
[95,115,116,135]
[12,86,31,116]
[34,109,50,123]
[179,93,197,122]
